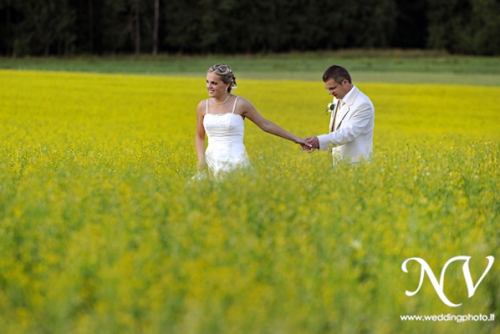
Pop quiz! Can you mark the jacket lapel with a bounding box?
[335,87,359,130]
[328,97,339,131]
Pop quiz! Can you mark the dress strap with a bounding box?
[232,96,239,114]
[205,99,209,114]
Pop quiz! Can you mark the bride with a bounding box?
[195,63,308,180]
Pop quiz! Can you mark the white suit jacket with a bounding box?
[317,86,374,163]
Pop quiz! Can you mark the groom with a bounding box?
[304,65,375,164]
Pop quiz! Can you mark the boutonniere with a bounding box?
[326,102,335,115]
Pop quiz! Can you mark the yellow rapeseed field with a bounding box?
[0,70,499,333]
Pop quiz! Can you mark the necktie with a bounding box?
[331,100,344,132]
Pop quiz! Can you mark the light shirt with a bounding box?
[340,85,355,106]
[333,85,355,130]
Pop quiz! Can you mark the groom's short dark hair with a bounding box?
[323,65,352,84]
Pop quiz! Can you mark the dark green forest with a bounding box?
[1,0,499,57]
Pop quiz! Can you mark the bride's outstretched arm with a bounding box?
[195,101,207,171]
[240,98,310,147]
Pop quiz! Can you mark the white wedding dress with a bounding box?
[202,97,252,179]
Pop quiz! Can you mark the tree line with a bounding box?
[0,0,499,57]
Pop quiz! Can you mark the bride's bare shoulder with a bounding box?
[196,99,207,114]
[234,96,254,109]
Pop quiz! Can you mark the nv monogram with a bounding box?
[402,256,495,307]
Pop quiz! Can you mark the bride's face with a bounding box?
[206,72,230,98]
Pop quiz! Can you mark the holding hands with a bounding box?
[302,136,319,153]
[293,136,312,149]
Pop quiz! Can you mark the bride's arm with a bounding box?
[239,98,308,146]
[195,101,207,170]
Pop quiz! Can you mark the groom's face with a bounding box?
[324,78,351,100]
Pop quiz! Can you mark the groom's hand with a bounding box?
[301,143,314,152]
[303,136,319,152]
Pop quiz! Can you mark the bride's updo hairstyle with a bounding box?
[208,63,237,92]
